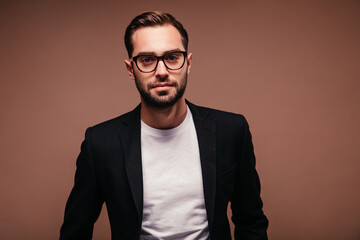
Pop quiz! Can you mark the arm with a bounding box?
[231,116,268,240]
[60,128,103,240]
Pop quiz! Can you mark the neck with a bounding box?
[140,97,187,129]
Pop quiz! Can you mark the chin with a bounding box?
[146,94,179,109]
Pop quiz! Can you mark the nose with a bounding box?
[155,59,169,80]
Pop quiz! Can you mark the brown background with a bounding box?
[1,0,359,239]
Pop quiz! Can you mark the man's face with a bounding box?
[125,25,192,108]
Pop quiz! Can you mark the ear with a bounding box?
[186,53,192,74]
[124,59,135,81]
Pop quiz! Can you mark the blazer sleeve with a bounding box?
[60,127,104,240]
[231,115,269,240]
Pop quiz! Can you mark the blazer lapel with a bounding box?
[118,105,143,224]
[187,101,217,231]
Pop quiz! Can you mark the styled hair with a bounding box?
[124,11,188,58]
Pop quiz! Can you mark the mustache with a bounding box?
[148,80,178,89]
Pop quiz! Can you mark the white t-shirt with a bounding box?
[140,106,209,240]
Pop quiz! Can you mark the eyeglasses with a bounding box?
[131,51,187,73]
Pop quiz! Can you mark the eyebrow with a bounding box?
[135,48,183,56]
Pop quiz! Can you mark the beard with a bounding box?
[134,72,187,109]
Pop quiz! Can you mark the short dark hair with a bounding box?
[124,11,188,58]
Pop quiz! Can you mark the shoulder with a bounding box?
[188,102,252,146]
[188,101,248,128]
[85,104,140,138]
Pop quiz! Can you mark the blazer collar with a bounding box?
[120,101,217,231]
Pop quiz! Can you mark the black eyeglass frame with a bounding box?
[131,51,188,73]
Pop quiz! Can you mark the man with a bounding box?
[60,11,268,240]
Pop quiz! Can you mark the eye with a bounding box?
[164,52,181,62]
[138,56,156,64]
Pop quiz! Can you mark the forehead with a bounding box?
[131,25,184,55]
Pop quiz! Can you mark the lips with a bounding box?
[153,83,173,88]
[151,82,174,91]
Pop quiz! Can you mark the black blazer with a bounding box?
[60,101,268,240]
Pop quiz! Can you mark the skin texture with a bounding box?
[125,25,192,129]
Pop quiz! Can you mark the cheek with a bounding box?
[134,72,151,85]
[172,69,187,79]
